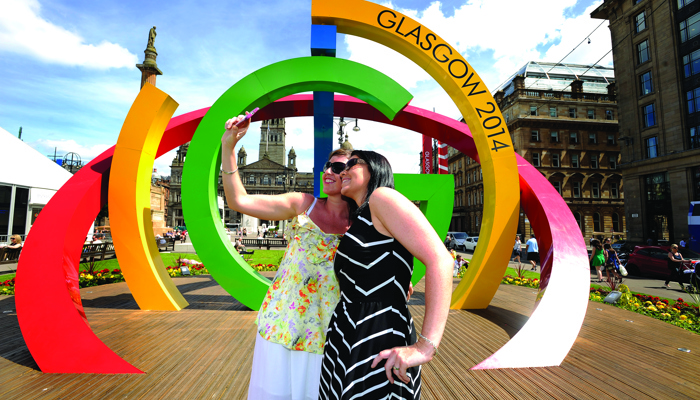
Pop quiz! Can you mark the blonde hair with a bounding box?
[10,234,22,245]
[671,244,679,249]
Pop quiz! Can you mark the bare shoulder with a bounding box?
[369,187,412,209]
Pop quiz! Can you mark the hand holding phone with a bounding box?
[234,107,259,127]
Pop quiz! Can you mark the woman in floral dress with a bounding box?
[221,114,353,400]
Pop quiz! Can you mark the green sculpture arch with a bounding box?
[182,56,414,310]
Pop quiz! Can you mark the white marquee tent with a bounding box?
[0,126,73,240]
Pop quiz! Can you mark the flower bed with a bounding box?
[2,277,16,296]
[0,258,211,296]
[252,263,279,272]
[589,285,700,334]
[501,275,540,289]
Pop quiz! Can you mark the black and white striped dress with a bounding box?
[319,206,421,400]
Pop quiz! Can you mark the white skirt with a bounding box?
[247,334,324,400]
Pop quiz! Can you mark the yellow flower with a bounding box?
[647,306,657,312]
[660,313,671,318]
[680,315,688,321]
[644,301,653,306]
[86,274,93,280]
[655,302,666,309]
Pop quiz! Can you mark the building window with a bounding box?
[592,182,600,198]
[607,134,616,145]
[532,152,540,167]
[693,166,700,200]
[679,0,696,10]
[611,182,619,199]
[593,212,602,232]
[551,131,559,143]
[691,126,700,149]
[571,154,579,168]
[551,153,560,168]
[640,71,653,95]
[683,49,700,77]
[637,39,650,64]
[569,132,578,144]
[587,109,595,119]
[481,191,484,204]
[609,155,617,169]
[688,87,700,114]
[569,107,577,118]
[589,133,597,144]
[574,212,583,232]
[635,11,647,33]
[531,130,540,141]
[573,181,581,198]
[645,136,658,158]
[530,106,538,116]
[263,175,270,185]
[590,154,598,169]
[612,213,620,232]
[680,12,700,43]
[552,181,562,195]
[248,175,255,184]
[642,103,656,127]
[550,107,557,117]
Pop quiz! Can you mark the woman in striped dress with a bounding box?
[319,150,453,400]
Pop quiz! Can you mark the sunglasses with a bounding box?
[343,158,366,171]
[323,161,347,174]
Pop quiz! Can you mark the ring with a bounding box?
[392,366,399,370]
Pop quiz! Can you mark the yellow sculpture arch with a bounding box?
[108,83,188,311]
[312,0,519,309]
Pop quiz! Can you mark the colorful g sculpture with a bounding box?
[15,0,589,374]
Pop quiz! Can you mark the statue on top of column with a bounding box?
[147,26,157,49]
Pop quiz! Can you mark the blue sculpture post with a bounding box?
[311,24,337,197]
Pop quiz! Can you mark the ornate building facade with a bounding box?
[449,61,626,240]
[592,0,700,244]
[167,119,314,229]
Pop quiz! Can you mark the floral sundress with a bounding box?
[254,199,342,354]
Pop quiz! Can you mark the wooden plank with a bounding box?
[1,278,700,399]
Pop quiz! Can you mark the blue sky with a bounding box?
[0,0,611,175]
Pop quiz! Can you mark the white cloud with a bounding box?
[341,1,610,169]
[0,0,138,69]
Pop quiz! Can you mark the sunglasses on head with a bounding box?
[343,158,366,171]
[324,161,347,174]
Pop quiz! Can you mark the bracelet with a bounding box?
[222,167,239,175]
[417,333,438,356]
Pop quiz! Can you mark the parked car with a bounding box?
[625,245,700,278]
[446,232,469,251]
[463,236,479,251]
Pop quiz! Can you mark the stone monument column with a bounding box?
[136,26,163,88]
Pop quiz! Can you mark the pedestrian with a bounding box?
[647,237,654,245]
[444,234,452,249]
[680,238,687,249]
[512,235,522,266]
[454,254,466,277]
[603,243,622,282]
[590,236,595,246]
[664,244,685,289]
[590,239,606,282]
[526,234,539,271]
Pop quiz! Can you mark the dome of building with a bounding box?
[341,140,353,150]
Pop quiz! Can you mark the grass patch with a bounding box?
[504,266,540,279]
[0,272,16,281]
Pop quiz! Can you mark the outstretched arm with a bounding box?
[368,187,453,384]
[221,115,314,220]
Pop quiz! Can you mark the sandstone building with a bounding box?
[449,61,626,240]
[592,0,700,244]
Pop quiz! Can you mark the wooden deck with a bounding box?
[1,275,699,399]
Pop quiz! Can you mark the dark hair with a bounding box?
[592,239,602,250]
[603,243,611,250]
[328,148,352,159]
[350,150,394,219]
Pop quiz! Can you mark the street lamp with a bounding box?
[334,117,361,146]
